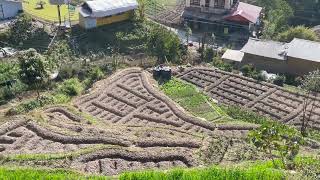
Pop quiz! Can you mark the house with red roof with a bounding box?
[182,0,262,35]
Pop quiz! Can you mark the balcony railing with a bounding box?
[201,6,229,14]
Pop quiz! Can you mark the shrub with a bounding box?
[213,57,233,72]
[204,48,215,62]
[273,75,286,86]
[249,122,304,169]
[222,106,271,125]
[58,78,84,97]
[88,67,104,82]
[240,64,265,81]
[52,93,71,104]
[285,74,302,86]
[278,26,318,42]
[6,95,55,115]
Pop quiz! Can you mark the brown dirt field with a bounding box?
[0,68,261,176]
[177,67,320,131]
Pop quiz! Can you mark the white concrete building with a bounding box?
[0,0,23,20]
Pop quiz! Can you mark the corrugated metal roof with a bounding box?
[0,0,22,3]
[80,0,138,18]
[226,2,262,23]
[287,38,320,62]
[241,38,287,61]
[222,49,244,62]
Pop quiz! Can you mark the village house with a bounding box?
[182,0,262,35]
[79,0,138,29]
[0,0,22,20]
[222,38,320,75]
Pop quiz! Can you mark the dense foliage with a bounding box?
[257,0,293,39]
[249,122,304,169]
[58,78,84,97]
[18,49,49,98]
[8,14,33,45]
[278,26,318,42]
[147,25,182,64]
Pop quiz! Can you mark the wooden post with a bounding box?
[57,5,62,26]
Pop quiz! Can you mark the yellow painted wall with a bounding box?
[96,10,133,26]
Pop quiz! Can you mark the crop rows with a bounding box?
[0,68,260,175]
[74,68,256,136]
[72,148,195,176]
[178,67,320,130]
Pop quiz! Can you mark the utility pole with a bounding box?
[67,3,72,31]
[0,5,4,19]
[57,5,62,26]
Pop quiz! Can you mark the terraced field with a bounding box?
[0,68,259,176]
[177,67,320,131]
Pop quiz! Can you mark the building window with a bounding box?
[190,0,200,6]
[205,0,210,7]
[214,0,225,8]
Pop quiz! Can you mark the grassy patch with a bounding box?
[0,167,107,180]
[161,79,225,121]
[23,0,78,22]
[120,163,285,180]
[221,105,272,125]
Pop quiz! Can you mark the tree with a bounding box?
[147,25,181,64]
[278,26,318,42]
[300,70,320,136]
[18,49,49,99]
[249,122,303,169]
[257,0,293,39]
[137,0,146,21]
[9,14,33,45]
[185,25,192,46]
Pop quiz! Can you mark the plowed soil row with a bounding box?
[178,67,320,130]
[0,68,260,175]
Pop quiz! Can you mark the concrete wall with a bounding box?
[241,53,320,75]
[287,57,320,75]
[96,11,133,26]
[241,53,288,74]
[79,10,133,29]
[79,14,97,29]
[0,1,22,19]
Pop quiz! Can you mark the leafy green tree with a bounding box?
[46,40,73,69]
[300,70,320,136]
[147,25,181,64]
[249,122,303,169]
[9,14,33,45]
[257,0,293,39]
[278,26,318,42]
[18,49,49,99]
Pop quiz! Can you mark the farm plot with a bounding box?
[178,67,320,131]
[74,68,256,137]
[146,0,185,26]
[0,68,259,176]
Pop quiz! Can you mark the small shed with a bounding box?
[79,0,138,29]
[0,0,22,20]
[222,49,244,68]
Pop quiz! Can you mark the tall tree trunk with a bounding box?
[301,91,311,136]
